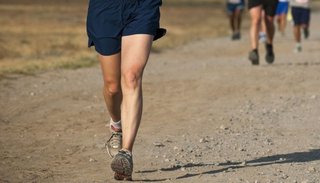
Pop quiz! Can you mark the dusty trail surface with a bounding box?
[1,14,320,183]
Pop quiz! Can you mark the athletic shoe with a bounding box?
[294,44,302,53]
[249,50,259,65]
[265,44,275,64]
[111,150,133,181]
[231,32,241,41]
[303,28,309,39]
[106,132,122,158]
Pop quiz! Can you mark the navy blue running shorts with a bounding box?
[248,0,279,17]
[86,0,162,56]
[291,7,310,26]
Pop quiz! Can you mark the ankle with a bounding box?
[110,119,122,132]
[121,149,132,156]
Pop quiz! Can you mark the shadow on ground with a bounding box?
[134,149,320,181]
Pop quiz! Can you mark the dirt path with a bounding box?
[1,13,320,183]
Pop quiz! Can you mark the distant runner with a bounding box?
[276,0,290,35]
[226,0,245,40]
[290,0,311,52]
[248,0,279,65]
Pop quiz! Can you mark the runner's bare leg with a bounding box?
[99,53,122,122]
[120,34,153,152]
[250,6,262,49]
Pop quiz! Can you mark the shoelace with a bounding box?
[107,132,122,148]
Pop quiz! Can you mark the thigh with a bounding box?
[249,5,262,21]
[263,0,278,17]
[121,35,154,77]
[301,9,311,25]
[248,0,262,10]
[226,3,234,15]
[291,7,302,25]
[99,53,121,85]
[235,3,244,13]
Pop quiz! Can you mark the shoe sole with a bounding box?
[265,54,275,64]
[111,155,133,181]
[249,54,259,65]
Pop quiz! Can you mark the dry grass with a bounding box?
[0,0,243,77]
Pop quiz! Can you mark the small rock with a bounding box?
[220,125,228,130]
[199,138,209,143]
[279,158,286,161]
[240,161,247,166]
[89,158,97,162]
[95,143,105,150]
[153,142,165,147]
[307,166,316,173]
[181,167,186,171]
[165,159,170,162]
[281,174,289,179]
[238,148,246,152]
[266,149,272,153]
[265,139,274,145]
[173,146,179,151]
[310,95,317,99]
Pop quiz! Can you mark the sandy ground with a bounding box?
[1,12,320,183]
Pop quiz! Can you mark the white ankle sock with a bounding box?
[110,119,121,132]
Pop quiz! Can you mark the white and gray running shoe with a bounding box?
[106,132,122,158]
[111,150,133,181]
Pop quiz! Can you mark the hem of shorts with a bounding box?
[94,47,121,56]
[87,38,121,56]
[122,30,157,38]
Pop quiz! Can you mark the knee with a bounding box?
[121,70,142,90]
[251,17,261,26]
[265,16,274,25]
[103,79,121,96]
